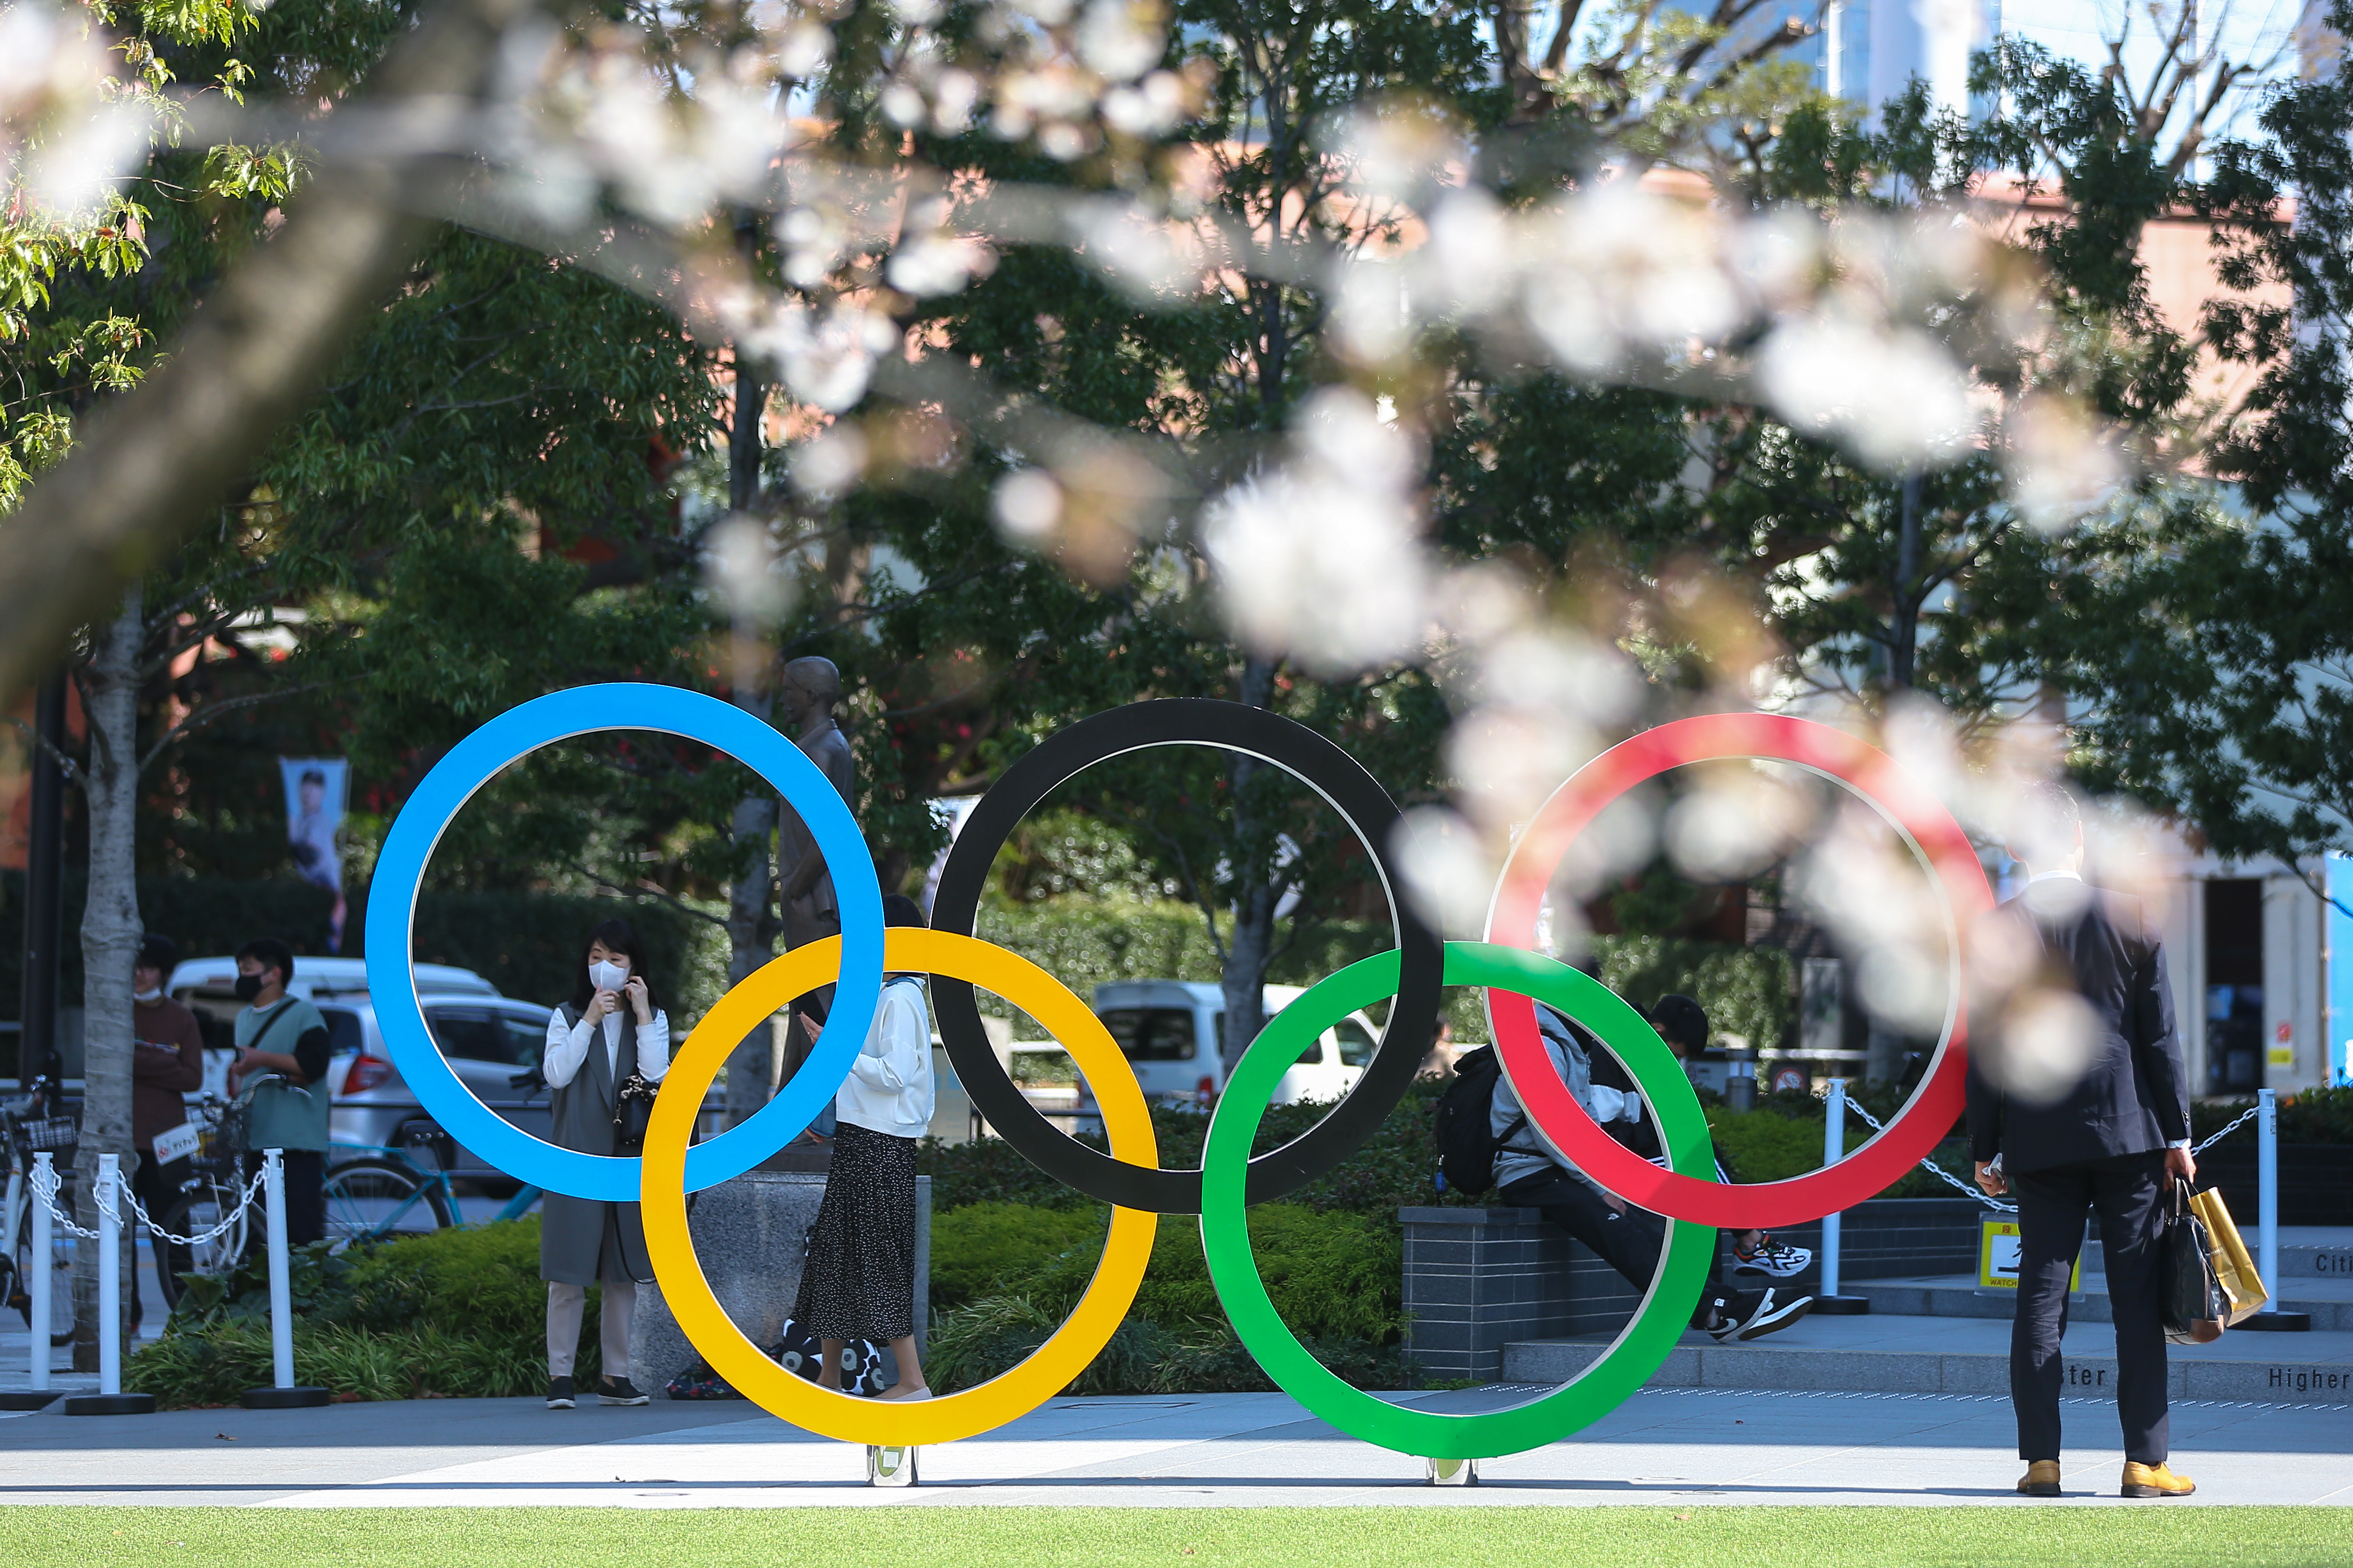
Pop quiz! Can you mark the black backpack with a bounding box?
[1432,1045,1525,1196]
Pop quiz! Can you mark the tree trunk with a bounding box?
[721,333,777,1129]
[73,586,142,1370]
[1218,656,1281,1072]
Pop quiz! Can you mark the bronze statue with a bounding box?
[776,656,856,1063]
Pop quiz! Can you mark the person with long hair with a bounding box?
[793,894,936,1400]
[541,917,670,1409]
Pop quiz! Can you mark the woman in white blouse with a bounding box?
[792,894,936,1400]
[540,918,670,1410]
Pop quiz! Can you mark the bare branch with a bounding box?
[564,862,732,929]
[138,681,339,775]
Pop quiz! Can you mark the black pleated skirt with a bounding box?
[792,1122,919,1343]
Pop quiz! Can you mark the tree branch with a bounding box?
[138,681,340,775]
[0,0,540,710]
[564,862,732,929]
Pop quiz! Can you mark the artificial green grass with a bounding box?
[0,1506,2339,1567]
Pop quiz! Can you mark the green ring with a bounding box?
[1198,940,1716,1460]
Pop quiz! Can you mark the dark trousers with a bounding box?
[131,1150,195,1288]
[1499,1167,1736,1327]
[244,1149,326,1248]
[2009,1149,2169,1465]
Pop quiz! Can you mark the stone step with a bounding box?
[1845,1273,2353,1331]
[1500,1311,2353,1406]
[2277,1243,2353,1280]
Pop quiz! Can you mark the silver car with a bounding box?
[171,957,555,1178]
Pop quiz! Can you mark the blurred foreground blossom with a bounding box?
[1391,803,1494,938]
[1202,388,1429,675]
[732,297,900,412]
[0,2,152,220]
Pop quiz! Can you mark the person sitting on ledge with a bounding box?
[1492,998,1814,1343]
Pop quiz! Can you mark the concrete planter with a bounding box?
[629,1170,929,1394]
[1400,1196,1989,1383]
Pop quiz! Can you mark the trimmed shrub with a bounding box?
[128,1218,585,1408]
[930,1202,1109,1312]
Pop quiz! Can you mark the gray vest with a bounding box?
[539,1003,650,1285]
[548,1002,635,1156]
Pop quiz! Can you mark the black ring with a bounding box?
[929,699,1444,1213]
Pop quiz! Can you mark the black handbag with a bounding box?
[612,1070,657,1154]
[2160,1176,2230,1345]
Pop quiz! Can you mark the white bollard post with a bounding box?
[264,1149,294,1388]
[240,1150,328,1408]
[2258,1088,2279,1317]
[1812,1080,1867,1313]
[97,1153,120,1397]
[29,1153,50,1391]
[62,1154,154,1413]
[1821,1080,1844,1298]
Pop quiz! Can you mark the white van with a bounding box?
[1080,979,1383,1114]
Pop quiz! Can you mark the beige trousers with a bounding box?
[546,1279,635,1382]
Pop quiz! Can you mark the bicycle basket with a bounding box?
[17,1115,78,1155]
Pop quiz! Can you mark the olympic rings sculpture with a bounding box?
[367,684,1995,1464]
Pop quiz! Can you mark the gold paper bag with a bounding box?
[2190,1187,2269,1325]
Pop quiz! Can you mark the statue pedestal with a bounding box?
[630,1170,930,1396]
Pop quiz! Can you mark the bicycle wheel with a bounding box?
[12,1187,76,1345]
[321,1158,453,1245]
[150,1176,250,1315]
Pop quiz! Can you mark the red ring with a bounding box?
[1484,713,1995,1229]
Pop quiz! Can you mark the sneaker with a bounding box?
[1707,1287,1813,1342]
[598,1376,651,1407]
[1732,1235,1814,1279]
[546,1376,576,1410]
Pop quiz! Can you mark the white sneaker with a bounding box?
[1732,1235,1813,1279]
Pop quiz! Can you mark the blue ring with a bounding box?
[363,683,884,1199]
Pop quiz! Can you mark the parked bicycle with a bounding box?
[3,1077,79,1344]
[144,1088,264,1315]
[319,1065,549,1244]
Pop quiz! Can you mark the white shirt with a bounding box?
[833,978,935,1139]
[543,1004,671,1088]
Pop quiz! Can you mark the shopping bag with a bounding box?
[2190,1186,2270,1325]
[2161,1177,2230,1345]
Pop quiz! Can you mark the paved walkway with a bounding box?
[0,1388,2345,1508]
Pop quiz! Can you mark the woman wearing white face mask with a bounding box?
[540,918,670,1409]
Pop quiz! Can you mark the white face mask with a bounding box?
[134,986,163,1003]
[588,959,630,995]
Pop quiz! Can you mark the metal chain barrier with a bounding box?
[2192,1104,2260,1154]
[1841,1097,2018,1213]
[120,1171,266,1248]
[26,1159,101,1240]
[1838,1096,2256,1218]
[27,1157,266,1248]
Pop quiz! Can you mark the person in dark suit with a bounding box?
[1968,784,2197,1499]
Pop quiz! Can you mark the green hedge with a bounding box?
[127,1219,587,1408]
[2194,1086,2353,1146]
[925,1199,1412,1395]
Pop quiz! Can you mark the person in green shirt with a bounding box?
[228,938,331,1245]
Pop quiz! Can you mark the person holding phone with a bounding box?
[541,919,670,1410]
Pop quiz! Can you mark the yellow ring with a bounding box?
[640,928,1159,1446]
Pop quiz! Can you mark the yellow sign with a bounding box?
[1979,1218,2083,1291]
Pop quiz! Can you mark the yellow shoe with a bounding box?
[2017,1461,2062,1497]
[2121,1462,2195,1497]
